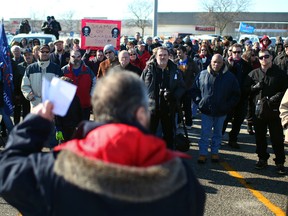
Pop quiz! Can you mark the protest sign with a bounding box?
[81,19,121,50]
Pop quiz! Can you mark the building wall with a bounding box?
[5,12,288,39]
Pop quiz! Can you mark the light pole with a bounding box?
[152,0,158,37]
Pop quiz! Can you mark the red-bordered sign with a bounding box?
[81,19,121,50]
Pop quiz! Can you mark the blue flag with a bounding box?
[238,22,255,34]
[0,21,14,115]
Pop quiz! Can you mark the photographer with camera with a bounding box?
[141,46,185,149]
[246,49,288,174]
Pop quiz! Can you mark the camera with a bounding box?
[159,88,171,101]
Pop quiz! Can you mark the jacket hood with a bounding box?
[54,123,189,167]
[207,64,228,75]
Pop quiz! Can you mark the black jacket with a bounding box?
[141,59,186,111]
[245,64,288,109]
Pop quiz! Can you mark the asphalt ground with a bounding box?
[0,114,287,216]
[183,115,288,216]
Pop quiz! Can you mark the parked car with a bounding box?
[10,33,56,46]
[238,34,259,44]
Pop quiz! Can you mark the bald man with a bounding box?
[191,54,241,163]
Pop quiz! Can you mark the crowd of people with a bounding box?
[0,29,288,215]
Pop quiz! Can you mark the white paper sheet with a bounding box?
[42,77,77,117]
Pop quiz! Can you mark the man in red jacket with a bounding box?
[62,49,96,120]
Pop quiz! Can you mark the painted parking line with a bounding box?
[220,161,286,216]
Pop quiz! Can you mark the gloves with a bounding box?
[269,95,278,103]
[251,81,263,92]
[56,131,64,142]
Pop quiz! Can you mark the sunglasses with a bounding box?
[130,53,136,56]
[232,51,241,54]
[71,55,81,58]
[201,49,207,51]
[105,51,113,55]
[259,54,270,60]
[40,51,49,54]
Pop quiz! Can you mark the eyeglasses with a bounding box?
[259,54,270,60]
[130,53,136,56]
[40,51,49,54]
[105,51,113,55]
[232,51,241,54]
[71,55,81,58]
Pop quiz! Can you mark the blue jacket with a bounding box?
[0,114,206,216]
[192,65,241,117]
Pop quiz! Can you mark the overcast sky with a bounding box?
[2,0,288,21]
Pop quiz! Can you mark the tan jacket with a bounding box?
[279,89,288,128]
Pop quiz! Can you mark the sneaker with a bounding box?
[228,141,240,149]
[255,160,268,170]
[211,154,220,163]
[276,164,286,175]
[197,155,207,164]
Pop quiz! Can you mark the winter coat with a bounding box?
[245,64,288,113]
[62,62,96,109]
[21,61,63,107]
[0,115,206,216]
[141,59,186,111]
[175,56,200,90]
[273,52,288,75]
[192,65,241,117]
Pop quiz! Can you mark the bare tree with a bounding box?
[200,0,251,35]
[125,0,153,37]
[60,10,76,35]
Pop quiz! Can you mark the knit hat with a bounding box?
[103,44,115,54]
[244,40,252,46]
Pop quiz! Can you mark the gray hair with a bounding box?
[91,71,149,123]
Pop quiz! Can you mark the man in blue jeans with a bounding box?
[192,54,240,163]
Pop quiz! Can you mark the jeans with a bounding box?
[199,114,226,156]
[0,107,14,133]
[192,102,198,117]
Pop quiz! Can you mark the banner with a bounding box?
[195,26,215,32]
[0,21,14,115]
[81,19,121,51]
[238,22,255,34]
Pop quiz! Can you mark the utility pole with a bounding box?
[152,0,158,37]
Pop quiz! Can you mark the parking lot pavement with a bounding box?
[182,116,288,216]
[0,115,287,215]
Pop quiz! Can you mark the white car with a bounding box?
[238,34,259,44]
[10,33,56,46]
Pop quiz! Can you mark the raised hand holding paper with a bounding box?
[42,77,77,116]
